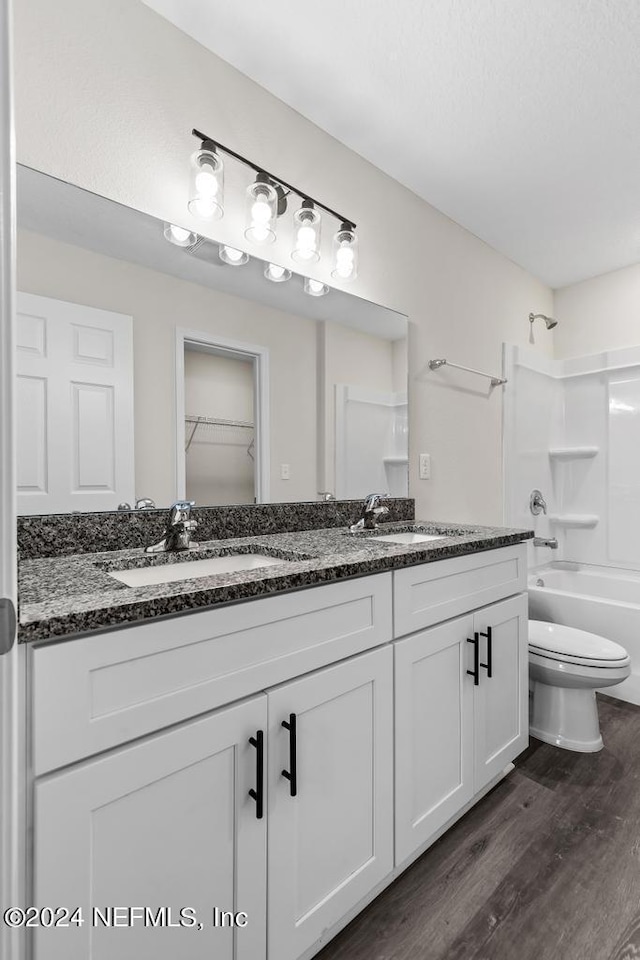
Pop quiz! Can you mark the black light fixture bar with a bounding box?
[192,128,356,230]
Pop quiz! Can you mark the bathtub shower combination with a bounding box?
[504,342,640,714]
[529,562,640,705]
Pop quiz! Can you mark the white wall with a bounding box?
[14,0,555,524]
[555,261,640,358]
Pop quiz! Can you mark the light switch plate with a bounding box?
[419,453,431,480]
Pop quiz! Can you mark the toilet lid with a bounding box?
[529,620,630,666]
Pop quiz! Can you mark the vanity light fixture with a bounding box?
[264,262,291,283]
[331,222,358,281]
[163,223,199,247]
[188,140,224,221]
[219,244,249,266]
[303,277,329,297]
[189,129,356,271]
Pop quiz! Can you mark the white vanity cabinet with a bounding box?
[267,646,393,960]
[27,543,528,960]
[33,694,268,960]
[394,593,528,864]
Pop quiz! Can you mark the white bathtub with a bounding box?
[528,562,640,705]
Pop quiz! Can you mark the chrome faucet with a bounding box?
[145,500,198,554]
[529,490,547,516]
[350,493,390,532]
[533,537,558,549]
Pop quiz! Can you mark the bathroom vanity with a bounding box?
[17,518,531,960]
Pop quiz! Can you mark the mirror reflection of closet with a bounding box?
[184,344,256,505]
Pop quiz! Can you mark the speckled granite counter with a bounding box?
[18,521,533,644]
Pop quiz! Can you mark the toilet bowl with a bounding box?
[529,620,631,753]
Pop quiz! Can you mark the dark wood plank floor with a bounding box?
[317,695,640,960]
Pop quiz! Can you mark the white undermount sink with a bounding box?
[109,553,288,588]
[375,532,447,545]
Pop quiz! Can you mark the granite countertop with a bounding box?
[18,520,533,644]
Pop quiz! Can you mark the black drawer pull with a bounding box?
[281,713,298,797]
[248,730,264,819]
[467,633,480,686]
[480,626,493,678]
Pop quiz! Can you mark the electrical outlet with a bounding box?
[281,463,291,480]
[419,453,431,480]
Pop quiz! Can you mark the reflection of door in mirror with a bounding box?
[16,292,135,514]
[184,347,255,505]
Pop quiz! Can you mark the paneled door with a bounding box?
[33,696,267,960]
[267,646,394,960]
[16,291,134,513]
[473,594,529,790]
[394,615,476,865]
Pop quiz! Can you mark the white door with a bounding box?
[16,291,134,513]
[473,594,529,789]
[267,646,394,960]
[394,615,475,865]
[33,696,267,960]
[0,8,21,958]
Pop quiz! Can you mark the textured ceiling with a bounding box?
[142,0,640,289]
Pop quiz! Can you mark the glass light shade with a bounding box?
[163,223,198,247]
[264,262,291,283]
[188,146,224,221]
[303,277,329,297]
[291,204,321,264]
[219,244,249,266]
[245,178,277,244]
[331,225,358,281]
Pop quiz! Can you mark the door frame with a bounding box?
[175,328,270,504]
[0,0,23,957]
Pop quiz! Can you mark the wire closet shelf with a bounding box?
[185,415,255,460]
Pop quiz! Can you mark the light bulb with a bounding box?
[188,145,224,221]
[163,223,198,247]
[297,225,317,253]
[331,225,358,281]
[251,198,272,223]
[264,262,291,282]
[244,177,277,245]
[195,168,219,198]
[292,204,321,264]
[303,277,329,297]
[219,245,249,266]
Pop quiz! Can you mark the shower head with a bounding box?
[529,312,558,330]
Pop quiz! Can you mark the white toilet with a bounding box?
[529,620,631,753]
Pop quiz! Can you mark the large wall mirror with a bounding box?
[16,165,409,514]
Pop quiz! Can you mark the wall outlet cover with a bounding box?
[419,454,431,480]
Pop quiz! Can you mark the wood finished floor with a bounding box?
[316,695,640,960]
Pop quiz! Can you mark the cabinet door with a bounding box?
[267,646,393,960]
[33,695,267,960]
[394,615,475,864]
[473,593,529,790]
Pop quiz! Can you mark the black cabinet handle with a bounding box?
[480,626,493,678]
[281,713,298,797]
[467,633,480,686]
[248,730,264,819]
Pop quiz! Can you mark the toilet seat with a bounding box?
[529,620,630,669]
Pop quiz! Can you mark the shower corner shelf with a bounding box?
[548,514,599,528]
[548,446,599,460]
